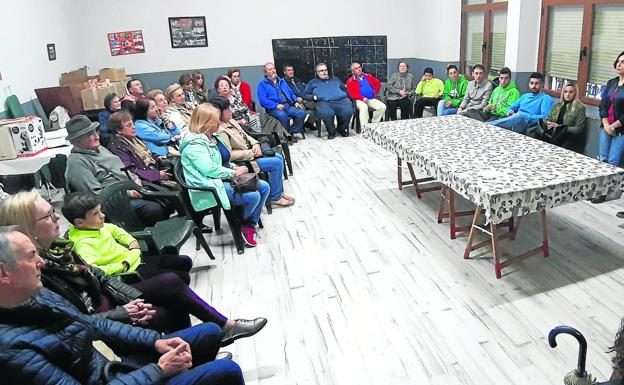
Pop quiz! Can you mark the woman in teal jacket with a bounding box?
[180,104,269,247]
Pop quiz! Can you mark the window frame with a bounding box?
[460,0,508,78]
[537,0,624,106]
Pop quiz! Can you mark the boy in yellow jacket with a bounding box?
[413,67,445,118]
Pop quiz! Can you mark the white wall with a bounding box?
[0,0,86,113]
[413,1,462,62]
[76,0,422,75]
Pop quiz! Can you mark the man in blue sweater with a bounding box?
[489,72,554,134]
[257,62,306,139]
[302,63,354,139]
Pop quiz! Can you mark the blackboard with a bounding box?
[272,36,387,84]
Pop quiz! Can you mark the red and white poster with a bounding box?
[108,30,145,56]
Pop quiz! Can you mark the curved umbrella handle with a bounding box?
[548,325,587,377]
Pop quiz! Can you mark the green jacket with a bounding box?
[547,99,587,136]
[180,132,235,211]
[487,81,521,118]
[415,78,444,98]
[68,223,142,276]
[442,75,468,107]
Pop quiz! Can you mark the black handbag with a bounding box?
[231,172,258,193]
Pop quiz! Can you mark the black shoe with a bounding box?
[617,211,624,219]
[304,122,317,130]
[337,130,349,137]
[591,195,606,204]
[216,351,233,360]
[221,318,268,347]
[327,134,336,140]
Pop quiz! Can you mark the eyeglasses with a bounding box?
[36,207,58,222]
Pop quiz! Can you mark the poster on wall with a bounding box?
[108,30,145,56]
[168,17,208,48]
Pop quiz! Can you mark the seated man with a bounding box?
[64,115,171,227]
[303,63,354,139]
[346,62,386,126]
[127,78,146,101]
[489,72,553,134]
[0,227,244,385]
[462,67,520,122]
[457,64,493,115]
[283,64,317,129]
[413,67,444,118]
[257,62,306,139]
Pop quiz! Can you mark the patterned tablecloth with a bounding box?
[364,115,624,224]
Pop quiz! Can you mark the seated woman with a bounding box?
[134,98,181,158]
[98,93,121,146]
[215,75,288,140]
[193,70,208,104]
[107,111,175,186]
[544,81,586,151]
[179,73,198,107]
[180,103,270,247]
[0,190,267,341]
[385,61,417,120]
[211,96,295,208]
[147,88,186,139]
[165,83,194,138]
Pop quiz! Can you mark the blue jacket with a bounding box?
[506,92,553,122]
[303,77,349,102]
[135,119,178,157]
[284,77,307,98]
[0,288,163,385]
[257,76,298,111]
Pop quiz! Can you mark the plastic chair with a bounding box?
[97,180,214,260]
[173,160,247,255]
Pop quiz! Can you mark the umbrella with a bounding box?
[549,326,596,385]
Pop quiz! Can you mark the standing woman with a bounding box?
[193,71,208,104]
[385,61,416,120]
[593,51,624,206]
[180,103,270,247]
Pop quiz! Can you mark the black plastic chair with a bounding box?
[173,160,247,255]
[97,180,214,260]
[242,127,292,178]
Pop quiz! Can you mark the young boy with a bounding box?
[62,192,192,283]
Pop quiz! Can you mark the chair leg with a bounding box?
[193,227,215,260]
[281,142,293,176]
[223,209,244,254]
[316,115,322,138]
[212,209,222,231]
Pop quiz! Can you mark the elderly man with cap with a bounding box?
[0,226,245,385]
[64,115,171,227]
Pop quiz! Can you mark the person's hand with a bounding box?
[362,97,369,103]
[173,135,181,141]
[445,101,452,108]
[166,121,174,130]
[546,121,558,130]
[122,95,136,103]
[159,171,172,180]
[234,167,247,176]
[157,342,192,376]
[457,108,465,113]
[507,110,515,116]
[123,299,155,325]
[252,143,262,158]
[238,118,248,126]
[294,102,302,109]
[155,337,190,354]
[399,90,407,97]
[604,124,616,136]
[128,190,142,199]
[276,104,285,110]
[483,105,492,112]
[421,75,427,81]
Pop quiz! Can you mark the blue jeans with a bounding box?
[488,111,532,134]
[255,153,284,201]
[163,323,244,385]
[599,129,624,166]
[224,180,270,226]
[437,100,457,116]
[269,106,306,134]
[316,99,354,135]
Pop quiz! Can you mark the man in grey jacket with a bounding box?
[457,64,493,114]
[64,115,170,226]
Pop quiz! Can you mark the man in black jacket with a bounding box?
[0,227,245,385]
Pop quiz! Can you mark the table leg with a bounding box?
[437,186,447,223]
[491,222,502,279]
[541,209,549,257]
[397,156,403,190]
[463,207,482,259]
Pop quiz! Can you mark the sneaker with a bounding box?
[221,318,268,347]
[591,195,606,204]
[241,226,257,247]
[292,133,304,140]
[216,351,233,360]
[617,211,624,219]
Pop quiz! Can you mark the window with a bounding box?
[460,1,508,77]
[538,1,624,105]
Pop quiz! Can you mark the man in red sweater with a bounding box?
[346,62,386,127]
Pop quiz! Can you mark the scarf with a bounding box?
[117,135,156,167]
[170,103,193,124]
[556,100,571,125]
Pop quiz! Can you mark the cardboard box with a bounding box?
[0,116,48,157]
[99,67,127,82]
[59,66,88,86]
[80,81,127,110]
[0,126,18,160]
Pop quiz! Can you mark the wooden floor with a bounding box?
[180,134,624,385]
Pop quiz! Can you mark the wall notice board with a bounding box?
[272,36,387,83]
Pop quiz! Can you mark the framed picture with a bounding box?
[168,16,208,48]
[108,30,145,56]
